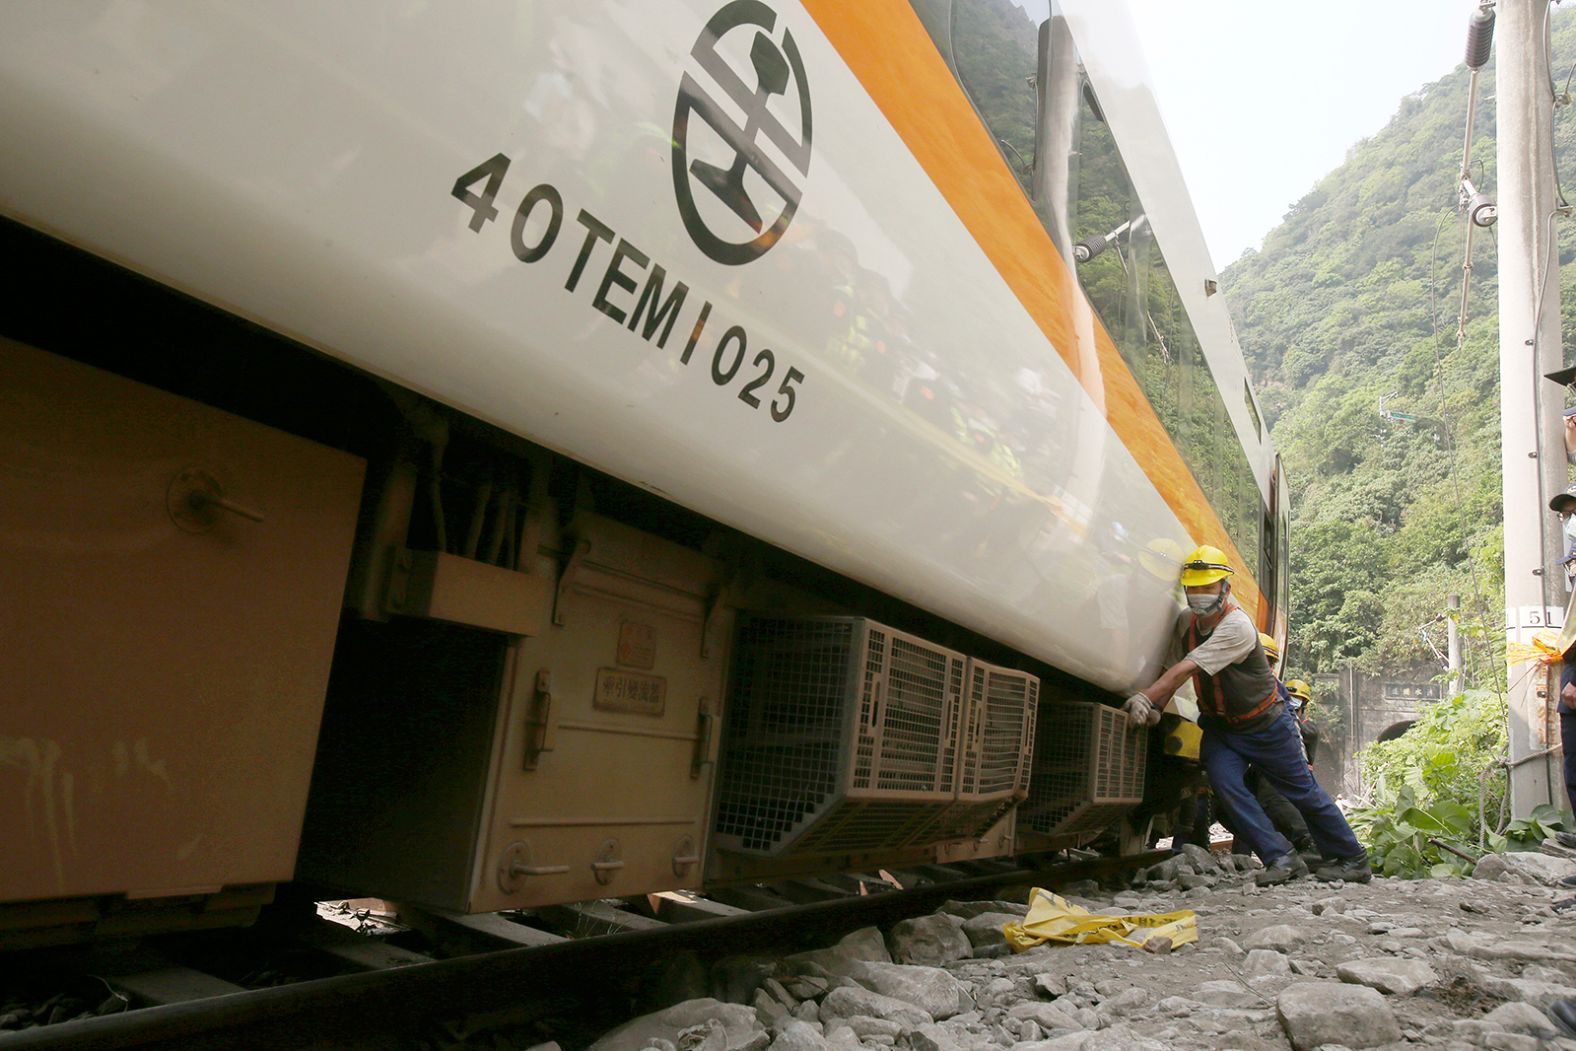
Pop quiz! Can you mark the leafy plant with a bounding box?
[1360,690,1506,811]
[1347,790,1477,879]
[1350,690,1509,877]
[1488,803,1569,852]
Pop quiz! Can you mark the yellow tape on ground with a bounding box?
[1002,889,1198,954]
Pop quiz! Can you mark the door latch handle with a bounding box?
[198,492,264,522]
[168,467,264,532]
[523,669,556,770]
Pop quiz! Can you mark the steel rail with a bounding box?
[0,851,1165,1051]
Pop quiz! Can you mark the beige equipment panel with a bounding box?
[473,514,727,912]
[935,811,1016,863]
[0,342,364,904]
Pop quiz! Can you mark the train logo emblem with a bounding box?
[672,0,812,266]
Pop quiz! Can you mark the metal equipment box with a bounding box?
[299,511,728,913]
[0,342,364,921]
[714,616,996,858]
[1020,701,1147,837]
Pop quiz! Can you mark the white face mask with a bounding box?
[1187,592,1224,615]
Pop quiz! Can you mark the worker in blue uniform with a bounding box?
[1122,545,1371,885]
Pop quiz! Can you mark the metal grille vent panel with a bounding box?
[870,636,959,793]
[713,618,857,854]
[921,661,1041,843]
[1022,701,1146,837]
[714,616,967,857]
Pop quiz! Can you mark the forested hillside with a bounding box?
[1223,10,1576,687]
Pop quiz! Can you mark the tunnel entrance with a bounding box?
[1376,720,1415,743]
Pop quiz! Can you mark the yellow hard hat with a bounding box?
[1179,544,1234,587]
[1285,679,1313,702]
[1258,632,1281,665]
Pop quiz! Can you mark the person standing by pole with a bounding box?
[1549,485,1576,819]
[1122,545,1370,884]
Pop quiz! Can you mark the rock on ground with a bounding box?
[1473,850,1576,885]
[780,927,891,979]
[1335,957,1438,996]
[959,913,1023,952]
[589,999,765,1051]
[887,914,971,967]
[1006,999,1084,1032]
[1244,924,1313,953]
[1276,982,1402,1051]
[764,1020,827,1051]
[850,961,963,1020]
[583,853,1576,1051]
[1245,948,1292,976]
[818,985,930,1028]
[1481,1000,1563,1038]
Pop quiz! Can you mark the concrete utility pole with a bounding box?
[1496,0,1564,818]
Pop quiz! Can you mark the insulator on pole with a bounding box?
[1073,236,1106,263]
[1465,8,1495,71]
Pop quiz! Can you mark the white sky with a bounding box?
[1124,1,1472,270]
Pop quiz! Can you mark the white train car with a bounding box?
[0,0,1287,943]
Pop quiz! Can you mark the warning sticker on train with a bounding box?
[671,0,812,266]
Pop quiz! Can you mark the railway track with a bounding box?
[0,851,1166,1050]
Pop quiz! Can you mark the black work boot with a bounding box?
[1293,838,1322,868]
[1314,852,1373,884]
[1255,852,1309,886]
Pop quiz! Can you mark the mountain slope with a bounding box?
[1223,10,1576,683]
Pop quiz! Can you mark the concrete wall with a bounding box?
[1307,666,1442,797]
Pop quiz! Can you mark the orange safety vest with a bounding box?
[1186,608,1280,729]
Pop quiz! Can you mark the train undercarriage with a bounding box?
[0,220,1165,949]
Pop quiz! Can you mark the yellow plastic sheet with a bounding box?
[1507,627,1567,666]
[1506,586,1576,664]
[1002,889,1198,954]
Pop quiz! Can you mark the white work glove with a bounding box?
[1123,692,1161,728]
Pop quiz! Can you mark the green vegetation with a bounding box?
[1224,10,1576,688]
[1222,11,1576,874]
[1350,689,1572,876]
[1350,690,1506,876]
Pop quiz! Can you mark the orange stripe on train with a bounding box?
[800,0,1266,626]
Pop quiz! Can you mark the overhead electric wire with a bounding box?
[1434,0,1576,700]
[1437,1,1576,800]
[1546,2,1572,209]
[1423,190,1505,697]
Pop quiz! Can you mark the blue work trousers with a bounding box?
[1561,661,1576,815]
[1200,708,1362,864]
[1562,709,1576,816]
